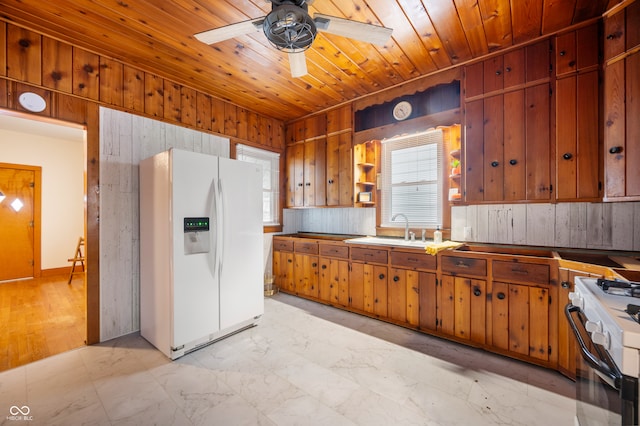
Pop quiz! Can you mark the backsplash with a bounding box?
[283,208,376,236]
[451,203,640,251]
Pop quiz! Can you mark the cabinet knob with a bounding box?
[490,161,499,167]
[562,152,573,160]
[379,273,385,280]
[287,259,292,263]
[393,276,399,282]
[305,182,311,186]
[298,183,303,187]
[505,67,512,72]
[561,281,571,289]
[509,159,517,166]
[569,60,576,68]
[609,146,623,154]
[312,262,317,268]
[495,70,501,76]
[497,292,506,300]
[559,50,566,56]
[328,179,334,184]
[321,264,327,269]
[473,287,482,297]
[606,33,617,40]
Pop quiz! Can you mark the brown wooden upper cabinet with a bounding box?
[603,1,640,201]
[554,23,601,202]
[285,106,353,207]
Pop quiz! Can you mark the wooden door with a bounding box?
[304,138,326,207]
[464,99,484,202]
[405,270,421,327]
[626,51,640,197]
[418,271,437,331]
[389,268,407,323]
[372,265,388,317]
[275,251,295,293]
[483,94,504,201]
[318,257,332,303]
[490,281,510,351]
[294,253,318,297]
[503,90,526,200]
[285,143,304,207]
[437,275,456,336]
[349,261,365,310]
[525,83,551,200]
[326,258,349,307]
[450,276,486,344]
[0,164,40,281]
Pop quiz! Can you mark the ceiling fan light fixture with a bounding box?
[263,3,316,52]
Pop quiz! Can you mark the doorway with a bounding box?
[0,112,86,371]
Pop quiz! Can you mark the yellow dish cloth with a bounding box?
[425,241,464,255]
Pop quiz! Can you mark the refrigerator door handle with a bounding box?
[217,178,225,277]
[209,178,219,280]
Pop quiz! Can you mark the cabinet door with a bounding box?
[525,83,551,200]
[483,94,504,201]
[464,62,484,99]
[464,99,484,202]
[294,253,318,297]
[349,261,365,310]
[491,281,550,361]
[286,143,304,207]
[304,139,326,207]
[274,250,295,292]
[627,51,640,197]
[604,58,627,198]
[526,40,550,82]
[332,259,350,307]
[437,275,456,336]
[556,31,577,76]
[318,257,332,303]
[326,133,352,206]
[503,48,525,88]
[418,271,437,331]
[604,10,626,61]
[389,268,407,323]
[556,71,600,200]
[503,90,526,200]
[483,56,503,93]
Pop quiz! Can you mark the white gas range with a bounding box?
[568,276,640,425]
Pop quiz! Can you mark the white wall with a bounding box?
[0,121,84,270]
[99,107,233,341]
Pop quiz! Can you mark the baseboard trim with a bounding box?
[41,266,73,277]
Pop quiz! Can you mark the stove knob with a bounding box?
[592,330,611,350]
[568,292,584,309]
[585,320,603,333]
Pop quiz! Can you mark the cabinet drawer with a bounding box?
[294,241,318,254]
[351,247,388,264]
[273,239,293,251]
[390,251,436,271]
[493,260,550,285]
[319,244,349,259]
[441,256,487,276]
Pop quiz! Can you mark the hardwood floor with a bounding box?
[0,273,86,372]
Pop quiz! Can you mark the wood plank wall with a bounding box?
[0,21,286,151]
[0,20,286,345]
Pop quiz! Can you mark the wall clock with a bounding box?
[392,100,412,121]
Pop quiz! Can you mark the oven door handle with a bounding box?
[565,304,622,389]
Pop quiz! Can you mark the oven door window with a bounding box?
[576,340,622,425]
[566,304,638,425]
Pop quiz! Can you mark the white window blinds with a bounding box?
[380,129,443,229]
[236,144,280,226]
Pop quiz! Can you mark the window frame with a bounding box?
[235,143,281,231]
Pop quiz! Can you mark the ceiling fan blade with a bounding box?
[194,17,265,45]
[314,13,392,46]
[289,51,308,78]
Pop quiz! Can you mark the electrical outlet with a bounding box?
[464,226,472,240]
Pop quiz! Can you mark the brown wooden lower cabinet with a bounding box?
[438,275,487,344]
[319,257,349,307]
[350,263,387,316]
[274,236,562,372]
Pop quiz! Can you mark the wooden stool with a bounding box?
[68,237,85,284]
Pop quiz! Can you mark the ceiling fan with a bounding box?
[194,0,393,78]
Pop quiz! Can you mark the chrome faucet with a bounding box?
[391,213,409,240]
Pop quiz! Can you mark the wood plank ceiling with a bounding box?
[0,0,617,122]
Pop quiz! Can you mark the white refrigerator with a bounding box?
[139,148,264,359]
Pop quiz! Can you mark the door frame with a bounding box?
[0,162,42,278]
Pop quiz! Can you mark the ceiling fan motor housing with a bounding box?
[264,1,316,52]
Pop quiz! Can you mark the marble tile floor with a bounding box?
[0,293,576,425]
